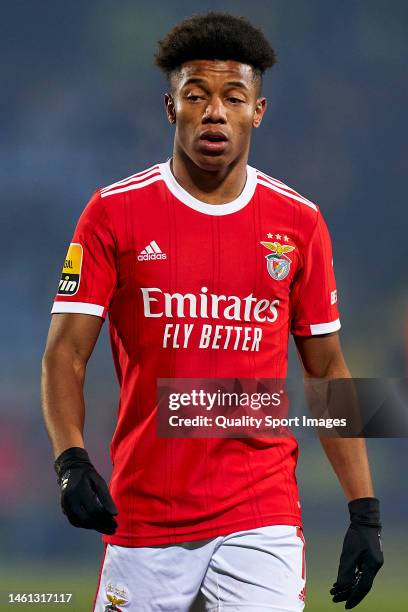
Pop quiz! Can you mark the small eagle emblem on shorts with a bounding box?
[105,582,129,610]
[260,241,295,281]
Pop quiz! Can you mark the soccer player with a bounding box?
[41,13,383,611]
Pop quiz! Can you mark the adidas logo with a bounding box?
[137,240,167,261]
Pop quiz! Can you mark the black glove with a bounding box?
[331,497,384,609]
[54,447,118,535]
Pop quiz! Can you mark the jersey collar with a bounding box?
[160,159,257,216]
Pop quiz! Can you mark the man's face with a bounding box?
[165,60,267,172]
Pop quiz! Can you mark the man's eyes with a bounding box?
[186,94,205,102]
[185,94,245,104]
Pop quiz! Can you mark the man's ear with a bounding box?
[253,97,267,128]
[165,93,176,124]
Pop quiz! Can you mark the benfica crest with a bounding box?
[104,582,129,611]
[260,241,295,281]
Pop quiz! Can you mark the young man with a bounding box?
[42,13,383,612]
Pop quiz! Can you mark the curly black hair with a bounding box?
[155,12,277,79]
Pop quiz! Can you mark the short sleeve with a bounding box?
[51,190,116,319]
[290,210,341,336]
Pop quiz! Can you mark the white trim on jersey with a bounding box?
[257,170,297,191]
[101,165,160,193]
[257,177,318,211]
[101,175,163,198]
[310,318,341,335]
[51,301,104,317]
[160,159,257,216]
[99,161,316,213]
[257,170,317,208]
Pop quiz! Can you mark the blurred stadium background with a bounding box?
[1,0,407,610]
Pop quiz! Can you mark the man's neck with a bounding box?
[171,150,248,205]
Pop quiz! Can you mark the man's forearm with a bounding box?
[41,348,86,458]
[313,365,374,501]
[296,336,375,502]
[319,437,374,501]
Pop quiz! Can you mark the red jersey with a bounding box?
[52,160,340,546]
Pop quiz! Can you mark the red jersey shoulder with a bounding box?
[255,167,320,240]
[73,188,109,235]
[99,163,163,201]
[255,168,319,212]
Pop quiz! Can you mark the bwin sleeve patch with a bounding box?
[57,243,83,296]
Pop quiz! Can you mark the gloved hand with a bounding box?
[54,447,118,535]
[330,497,383,609]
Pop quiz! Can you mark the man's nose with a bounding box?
[202,96,227,123]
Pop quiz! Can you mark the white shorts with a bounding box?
[93,525,306,612]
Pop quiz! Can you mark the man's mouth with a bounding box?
[198,130,228,153]
[199,130,228,142]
